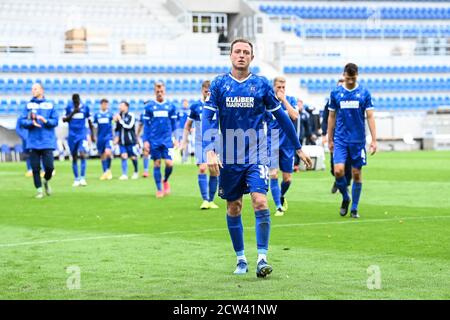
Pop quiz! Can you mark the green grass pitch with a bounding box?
[0,151,449,299]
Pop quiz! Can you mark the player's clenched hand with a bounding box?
[207,150,222,176]
[36,115,47,124]
[32,120,42,128]
[297,149,313,169]
[370,141,377,155]
[328,140,334,153]
[180,140,188,151]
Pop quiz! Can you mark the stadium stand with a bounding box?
[259,4,450,20]
[0,0,449,155]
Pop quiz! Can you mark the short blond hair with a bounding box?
[154,81,165,89]
[202,80,211,89]
[273,76,286,85]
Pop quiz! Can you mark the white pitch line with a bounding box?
[157,215,450,235]
[1,215,449,248]
[0,234,141,248]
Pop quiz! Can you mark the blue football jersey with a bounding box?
[93,110,113,141]
[139,112,151,137]
[189,99,218,146]
[177,106,190,130]
[265,95,298,149]
[65,101,90,138]
[329,84,374,144]
[144,100,178,147]
[204,73,281,165]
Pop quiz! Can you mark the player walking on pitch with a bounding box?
[18,83,59,198]
[181,80,219,210]
[114,101,139,180]
[202,39,312,277]
[93,99,114,180]
[63,94,95,187]
[266,77,299,216]
[144,82,178,198]
[327,63,377,218]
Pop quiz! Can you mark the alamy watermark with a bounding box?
[367,265,382,290]
[66,265,81,290]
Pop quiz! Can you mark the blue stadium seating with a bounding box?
[260,5,450,20]
[0,78,212,94]
[0,64,258,75]
[284,65,450,74]
[300,77,450,93]
[2,95,446,115]
[287,23,450,39]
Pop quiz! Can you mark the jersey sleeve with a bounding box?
[65,104,71,117]
[364,90,374,111]
[204,78,219,112]
[144,104,153,119]
[328,91,338,112]
[188,103,200,121]
[263,78,281,112]
[85,105,91,118]
[287,96,298,109]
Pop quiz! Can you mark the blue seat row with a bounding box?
[0,78,207,94]
[284,65,450,74]
[284,24,450,38]
[0,64,260,74]
[0,98,201,115]
[260,5,450,19]
[373,96,450,110]
[301,78,450,93]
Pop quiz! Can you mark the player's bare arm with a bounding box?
[366,109,377,155]
[206,150,222,176]
[327,110,336,153]
[181,118,193,151]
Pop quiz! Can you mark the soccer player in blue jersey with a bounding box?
[266,76,299,217]
[327,63,377,218]
[137,111,151,178]
[114,101,139,180]
[15,117,32,177]
[202,39,312,277]
[177,99,191,163]
[181,80,219,210]
[93,99,114,180]
[322,79,353,194]
[63,94,94,187]
[144,82,178,198]
[19,83,59,198]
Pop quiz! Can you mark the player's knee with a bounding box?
[154,160,161,167]
[227,201,242,216]
[252,196,268,211]
[198,164,207,174]
[282,174,292,184]
[165,160,173,167]
[269,172,278,179]
[352,169,362,182]
[121,154,128,160]
[334,167,344,177]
